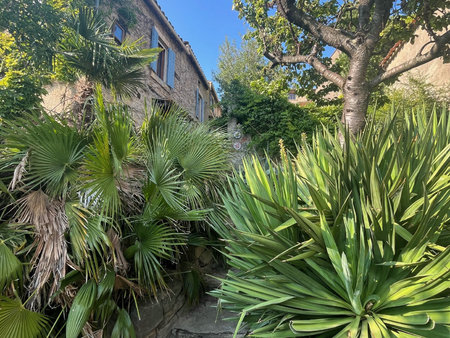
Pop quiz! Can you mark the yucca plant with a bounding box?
[210,107,450,337]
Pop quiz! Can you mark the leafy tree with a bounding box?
[0,0,67,70]
[215,38,289,100]
[215,38,322,156]
[233,0,450,133]
[0,2,158,122]
[0,33,48,119]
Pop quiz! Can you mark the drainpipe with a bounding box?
[95,0,99,9]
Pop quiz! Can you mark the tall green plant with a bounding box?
[0,93,231,335]
[211,107,450,337]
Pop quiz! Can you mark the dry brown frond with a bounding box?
[54,284,77,308]
[118,164,146,215]
[106,228,129,274]
[8,151,28,191]
[16,190,68,309]
[114,275,144,297]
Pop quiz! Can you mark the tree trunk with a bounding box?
[71,77,95,129]
[341,50,371,134]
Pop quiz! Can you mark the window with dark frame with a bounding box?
[156,42,167,80]
[150,27,175,88]
[113,22,125,44]
[288,93,297,100]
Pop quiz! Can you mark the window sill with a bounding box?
[150,70,173,92]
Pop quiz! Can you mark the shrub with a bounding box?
[210,107,450,337]
[0,93,231,335]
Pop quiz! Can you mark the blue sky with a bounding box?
[156,0,248,84]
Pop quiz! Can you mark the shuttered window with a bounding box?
[113,23,125,44]
[195,88,199,119]
[200,97,205,122]
[150,26,175,88]
[167,48,175,88]
[150,26,158,72]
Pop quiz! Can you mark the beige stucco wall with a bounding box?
[386,27,450,89]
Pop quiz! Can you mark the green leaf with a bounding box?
[0,241,22,289]
[66,280,97,338]
[289,317,353,333]
[111,308,136,338]
[0,297,49,338]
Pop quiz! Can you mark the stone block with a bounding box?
[131,300,164,338]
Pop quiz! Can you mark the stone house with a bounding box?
[43,0,221,123]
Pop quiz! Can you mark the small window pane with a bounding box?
[114,24,124,43]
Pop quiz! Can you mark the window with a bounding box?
[150,27,176,88]
[288,93,297,100]
[155,99,174,112]
[113,22,125,44]
[156,42,167,81]
[195,88,205,122]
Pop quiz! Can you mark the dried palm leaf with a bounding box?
[15,190,68,310]
[106,228,128,274]
[8,152,28,192]
[118,164,146,215]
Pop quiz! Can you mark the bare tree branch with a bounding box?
[358,0,374,32]
[276,0,356,55]
[367,0,395,49]
[265,49,345,88]
[370,30,450,88]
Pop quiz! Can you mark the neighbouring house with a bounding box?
[42,0,221,123]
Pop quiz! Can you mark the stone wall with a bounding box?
[42,0,219,124]
[130,280,187,338]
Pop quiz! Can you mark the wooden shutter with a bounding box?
[201,98,205,122]
[167,48,175,88]
[195,88,199,118]
[150,26,158,71]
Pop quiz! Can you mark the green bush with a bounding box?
[221,80,319,157]
[210,107,450,337]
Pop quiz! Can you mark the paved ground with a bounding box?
[169,272,247,338]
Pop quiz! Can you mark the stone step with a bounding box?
[168,295,246,338]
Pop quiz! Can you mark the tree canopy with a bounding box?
[233,0,450,132]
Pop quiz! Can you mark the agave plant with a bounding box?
[210,108,450,337]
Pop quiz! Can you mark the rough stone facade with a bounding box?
[42,0,221,124]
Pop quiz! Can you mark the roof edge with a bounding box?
[142,0,209,87]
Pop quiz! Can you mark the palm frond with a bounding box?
[59,7,159,97]
[111,308,136,338]
[66,280,97,338]
[66,202,111,281]
[15,190,68,310]
[0,241,22,289]
[125,221,185,294]
[0,297,49,338]
[2,114,87,197]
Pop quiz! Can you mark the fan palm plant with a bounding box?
[58,6,159,126]
[210,107,450,337]
[0,91,231,335]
